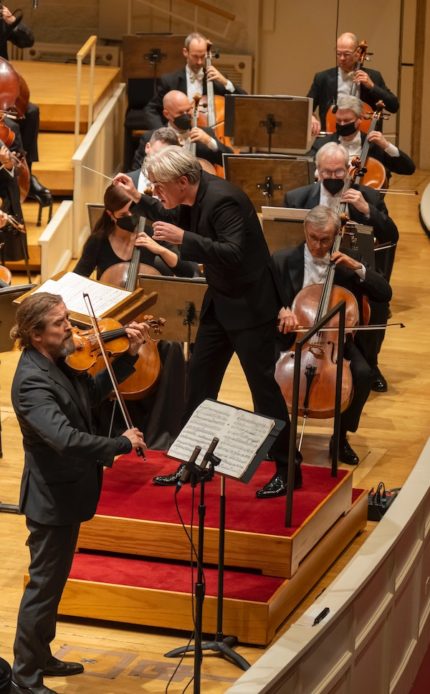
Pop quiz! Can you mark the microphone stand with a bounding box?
[166,440,250,684]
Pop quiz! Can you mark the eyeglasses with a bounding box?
[319,169,346,178]
[336,51,355,58]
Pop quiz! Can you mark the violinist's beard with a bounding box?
[59,334,76,358]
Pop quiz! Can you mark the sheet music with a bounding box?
[168,400,275,480]
[34,273,130,317]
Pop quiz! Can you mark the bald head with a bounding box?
[163,90,193,124]
[336,32,361,72]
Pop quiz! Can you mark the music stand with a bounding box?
[0,283,35,512]
[223,153,315,212]
[165,400,286,688]
[224,94,313,153]
[138,275,207,345]
[122,34,186,92]
[261,207,306,254]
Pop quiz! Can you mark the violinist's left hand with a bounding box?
[353,69,374,90]
[341,188,370,216]
[152,221,184,245]
[206,65,228,87]
[125,321,151,356]
[331,251,364,273]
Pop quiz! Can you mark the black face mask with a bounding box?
[115,213,140,232]
[173,113,192,130]
[336,121,358,137]
[322,178,344,196]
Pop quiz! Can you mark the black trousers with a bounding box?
[12,518,80,688]
[341,340,373,433]
[184,304,291,470]
[5,102,39,164]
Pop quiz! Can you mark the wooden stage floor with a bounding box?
[0,169,429,691]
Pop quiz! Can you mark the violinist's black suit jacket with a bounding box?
[11,348,136,687]
[307,66,399,130]
[271,243,392,432]
[12,348,135,524]
[133,172,291,468]
[141,67,247,130]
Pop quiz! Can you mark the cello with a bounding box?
[274,163,363,419]
[356,101,387,190]
[326,41,373,134]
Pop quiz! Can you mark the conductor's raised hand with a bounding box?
[113,173,141,203]
[125,321,151,356]
[122,427,146,451]
[152,221,185,245]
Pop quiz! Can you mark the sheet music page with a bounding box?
[34,273,130,317]
[168,400,275,480]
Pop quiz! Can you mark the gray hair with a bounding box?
[144,146,202,184]
[336,94,362,118]
[149,127,180,147]
[304,205,341,234]
[316,142,349,169]
[184,32,207,49]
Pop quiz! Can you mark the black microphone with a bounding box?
[176,445,202,491]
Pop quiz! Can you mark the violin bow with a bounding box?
[82,292,145,459]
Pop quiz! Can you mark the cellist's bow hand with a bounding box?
[353,69,374,89]
[311,115,321,137]
[277,307,301,334]
[341,188,370,216]
[125,321,151,356]
[122,427,146,452]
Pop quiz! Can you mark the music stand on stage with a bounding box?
[164,399,286,690]
[224,94,313,153]
[223,153,315,212]
[122,34,186,94]
[138,275,207,346]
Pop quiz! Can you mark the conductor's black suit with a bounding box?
[11,348,136,689]
[133,171,291,468]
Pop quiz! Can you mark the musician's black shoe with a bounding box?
[256,459,303,499]
[11,683,58,694]
[330,436,359,465]
[153,463,187,486]
[42,657,84,677]
[371,366,388,392]
[28,175,53,205]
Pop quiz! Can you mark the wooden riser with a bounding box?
[56,491,367,646]
[77,466,354,579]
[32,133,83,195]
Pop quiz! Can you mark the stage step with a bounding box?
[78,452,356,578]
[56,489,367,646]
[32,133,84,196]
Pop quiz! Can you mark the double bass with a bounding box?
[356,101,387,190]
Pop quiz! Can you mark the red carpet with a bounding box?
[96,450,355,535]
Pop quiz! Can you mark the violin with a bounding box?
[275,162,362,419]
[326,40,373,134]
[66,316,165,400]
